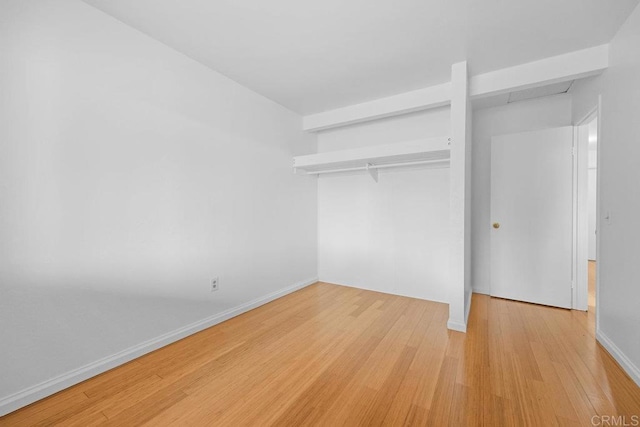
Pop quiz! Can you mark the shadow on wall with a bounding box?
[0,282,229,398]
[0,0,318,413]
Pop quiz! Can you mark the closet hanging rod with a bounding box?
[304,158,449,175]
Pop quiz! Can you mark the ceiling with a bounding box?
[83,0,639,115]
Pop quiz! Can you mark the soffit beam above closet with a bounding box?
[302,83,452,132]
[469,44,608,99]
[303,44,609,133]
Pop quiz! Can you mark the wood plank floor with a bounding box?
[2,266,639,426]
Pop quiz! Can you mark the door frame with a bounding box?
[573,100,601,315]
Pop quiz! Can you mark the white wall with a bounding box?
[317,108,451,302]
[0,0,317,410]
[574,2,640,385]
[571,76,602,124]
[471,94,573,294]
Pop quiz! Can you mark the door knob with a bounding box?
[493,222,500,229]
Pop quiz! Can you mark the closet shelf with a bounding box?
[293,137,451,179]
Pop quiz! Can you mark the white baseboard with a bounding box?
[446,319,467,332]
[318,279,449,305]
[472,287,490,296]
[0,277,318,417]
[447,290,472,333]
[465,290,472,323]
[596,329,640,388]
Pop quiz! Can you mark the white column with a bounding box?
[448,61,473,332]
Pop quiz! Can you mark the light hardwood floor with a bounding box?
[2,269,639,426]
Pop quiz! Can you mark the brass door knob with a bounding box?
[493,222,500,229]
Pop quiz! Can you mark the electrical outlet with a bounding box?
[211,277,219,292]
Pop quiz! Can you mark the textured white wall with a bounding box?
[570,6,640,382]
[0,0,317,405]
[593,3,640,383]
[471,94,574,294]
[317,108,452,302]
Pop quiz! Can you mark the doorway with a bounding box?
[489,120,599,312]
[576,112,599,314]
[587,119,597,311]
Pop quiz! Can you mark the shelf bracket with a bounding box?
[366,163,378,182]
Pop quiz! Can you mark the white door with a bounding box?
[490,127,574,309]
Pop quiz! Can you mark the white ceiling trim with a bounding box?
[470,44,608,99]
[303,45,608,132]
